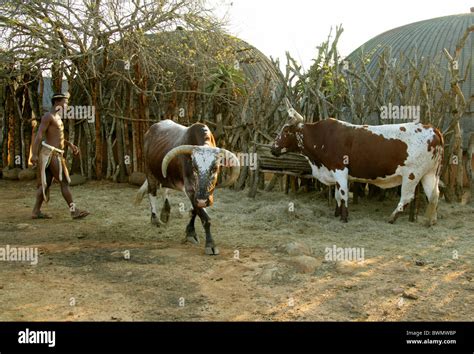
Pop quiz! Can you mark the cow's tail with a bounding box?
[434,128,444,177]
[134,179,148,206]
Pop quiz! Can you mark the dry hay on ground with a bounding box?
[0,179,472,321]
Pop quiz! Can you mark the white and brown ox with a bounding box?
[271,109,444,225]
[135,120,240,255]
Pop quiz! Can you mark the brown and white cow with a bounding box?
[135,119,240,255]
[271,109,444,225]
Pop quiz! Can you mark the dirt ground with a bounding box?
[0,178,473,321]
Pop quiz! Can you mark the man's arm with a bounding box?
[31,114,52,165]
[64,139,80,155]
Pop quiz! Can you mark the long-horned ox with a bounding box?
[271,106,444,225]
[135,120,240,255]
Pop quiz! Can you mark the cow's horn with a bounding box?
[218,149,241,188]
[284,97,292,111]
[162,145,195,178]
[288,107,304,124]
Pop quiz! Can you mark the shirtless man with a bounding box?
[31,93,89,219]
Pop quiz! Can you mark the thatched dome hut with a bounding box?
[345,11,473,147]
[24,30,288,181]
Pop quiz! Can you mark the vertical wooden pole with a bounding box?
[92,79,102,179]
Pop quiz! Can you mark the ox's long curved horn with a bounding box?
[162,145,195,178]
[218,149,241,188]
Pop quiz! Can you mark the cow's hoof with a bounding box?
[424,219,437,227]
[205,246,220,255]
[388,219,395,224]
[185,230,199,244]
[186,236,199,244]
[160,211,170,224]
[341,218,348,223]
[160,200,171,223]
[151,215,161,227]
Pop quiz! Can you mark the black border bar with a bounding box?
[0,321,472,353]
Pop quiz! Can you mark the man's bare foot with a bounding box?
[71,209,90,220]
[32,212,52,219]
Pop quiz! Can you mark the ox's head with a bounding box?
[161,146,240,208]
[271,106,305,157]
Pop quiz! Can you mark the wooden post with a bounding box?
[236,166,249,190]
[258,171,265,190]
[278,175,284,192]
[116,117,127,182]
[248,169,260,198]
[78,125,84,176]
[306,178,314,192]
[353,182,359,205]
[85,122,94,179]
[443,168,453,203]
[467,133,474,204]
[6,85,16,168]
[454,124,463,202]
[92,79,102,179]
[290,176,297,194]
[67,112,75,170]
[265,174,278,192]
